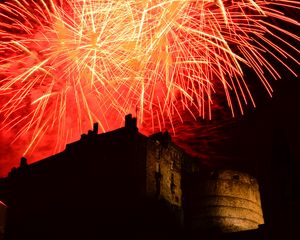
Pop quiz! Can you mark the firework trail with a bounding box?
[0,0,299,175]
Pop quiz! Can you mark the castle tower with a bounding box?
[146,131,264,235]
[146,131,183,207]
[186,169,264,233]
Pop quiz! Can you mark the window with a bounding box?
[170,160,174,170]
[233,174,240,180]
[170,173,175,194]
[155,147,160,159]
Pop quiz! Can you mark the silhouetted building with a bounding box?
[0,114,266,240]
[0,200,6,240]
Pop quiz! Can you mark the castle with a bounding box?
[0,114,265,240]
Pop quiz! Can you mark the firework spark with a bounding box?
[0,0,299,174]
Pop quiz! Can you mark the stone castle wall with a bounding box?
[184,169,264,233]
[146,133,183,207]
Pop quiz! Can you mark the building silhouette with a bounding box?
[0,114,267,240]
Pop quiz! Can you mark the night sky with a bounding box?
[0,0,299,181]
[0,2,299,239]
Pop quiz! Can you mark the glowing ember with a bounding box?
[0,0,299,175]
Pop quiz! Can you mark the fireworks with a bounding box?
[0,0,299,169]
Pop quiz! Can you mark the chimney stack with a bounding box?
[125,114,137,131]
[20,157,28,168]
[93,122,99,134]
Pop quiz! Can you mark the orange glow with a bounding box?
[0,0,299,175]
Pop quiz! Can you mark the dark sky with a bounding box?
[222,76,300,172]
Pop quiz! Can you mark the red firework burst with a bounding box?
[0,0,299,176]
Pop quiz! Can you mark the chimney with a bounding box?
[93,122,99,134]
[20,157,28,168]
[125,114,137,131]
[125,114,132,128]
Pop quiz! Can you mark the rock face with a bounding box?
[186,169,264,233]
